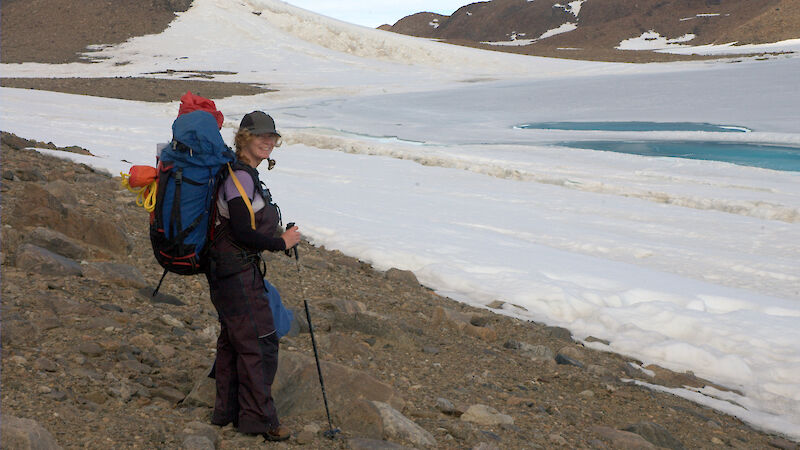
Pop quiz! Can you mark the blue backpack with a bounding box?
[150,110,235,291]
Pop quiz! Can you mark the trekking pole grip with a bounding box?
[284,222,299,259]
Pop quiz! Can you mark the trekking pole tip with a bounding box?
[323,428,341,439]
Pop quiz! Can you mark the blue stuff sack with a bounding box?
[264,279,293,339]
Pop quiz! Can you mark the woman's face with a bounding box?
[242,133,279,165]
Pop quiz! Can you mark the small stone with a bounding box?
[555,353,584,368]
[579,390,595,399]
[465,324,497,341]
[118,359,153,374]
[82,262,146,288]
[182,435,214,450]
[436,397,463,416]
[623,422,686,450]
[549,433,568,446]
[78,342,104,357]
[348,438,412,449]
[184,374,215,408]
[85,391,109,405]
[16,168,46,181]
[473,442,500,450]
[296,430,314,444]
[155,344,176,359]
[100,304,124,313]
[585,336,610,345]
[558,346,584,360]
[768,437,799,450]
[592,426,656,449]
[372,401,436,447]
[711,437,724,445]
[139,287,185,306]
[506,396,534,407]
[587,364,614,378]
[423,346,441,355]
[182,422,219,447]
[109,383,135,402]
[37,386,52,394]
[10,356,28,365]
[384,268,419,287]
[460,404,514,426]
[520,343,555,360]
[470,315,492,327]
[303,423,321,434]
[129,334,155,350]
[34,357,58,372]
[48,391,68,402]
[160,314,184,328]
[153,386,186,403]
[544,326,573,341]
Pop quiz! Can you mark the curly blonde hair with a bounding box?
[234,128,256,160]
[234,128,282,164]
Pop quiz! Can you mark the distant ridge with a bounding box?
[381,0,800,60]
[0,0,191,64]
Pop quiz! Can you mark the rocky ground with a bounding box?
[3,133,800,450]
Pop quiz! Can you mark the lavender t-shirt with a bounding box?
[216,170,266,220]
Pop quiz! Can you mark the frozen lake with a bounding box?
[557,140,800,172]
[515,121,752,133]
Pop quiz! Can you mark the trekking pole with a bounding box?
[285,223,340,439]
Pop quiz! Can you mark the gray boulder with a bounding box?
[15,243,82,276]
[373,401,436,447]
[592,426,656,450]
[181,421,219,448]
[184,372,216,408]
[384,268,419,287]
[623,422,685,450]
[82,262,147,288]
[348,438,414,449]
[181,435,214,450]
[25,227,88,260]
[1,415,62,449]
[273,350,404,417]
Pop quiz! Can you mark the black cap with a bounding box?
[239,111,281,137]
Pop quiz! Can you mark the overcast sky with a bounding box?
[282,1,468,28]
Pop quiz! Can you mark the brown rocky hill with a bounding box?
[0,0,192,63]
[383,0,800,59]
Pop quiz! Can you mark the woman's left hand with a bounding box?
[281,226,301,249]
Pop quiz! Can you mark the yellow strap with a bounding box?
[120,173,157,213]
[227,163,256,230]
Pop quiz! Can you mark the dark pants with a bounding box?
[207,265,280,434]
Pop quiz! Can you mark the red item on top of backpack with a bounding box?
[177,91,224,129]
[127,165,158,188]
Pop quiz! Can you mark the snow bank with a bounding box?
[617,31,696,51]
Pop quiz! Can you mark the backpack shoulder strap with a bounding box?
[226,163,256,230]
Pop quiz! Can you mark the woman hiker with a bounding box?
[205,111,301,441]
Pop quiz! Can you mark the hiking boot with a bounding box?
[263,425,290,442]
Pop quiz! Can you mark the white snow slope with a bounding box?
[2,0,799,440]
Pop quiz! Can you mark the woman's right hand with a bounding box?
[281,225,301,249]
